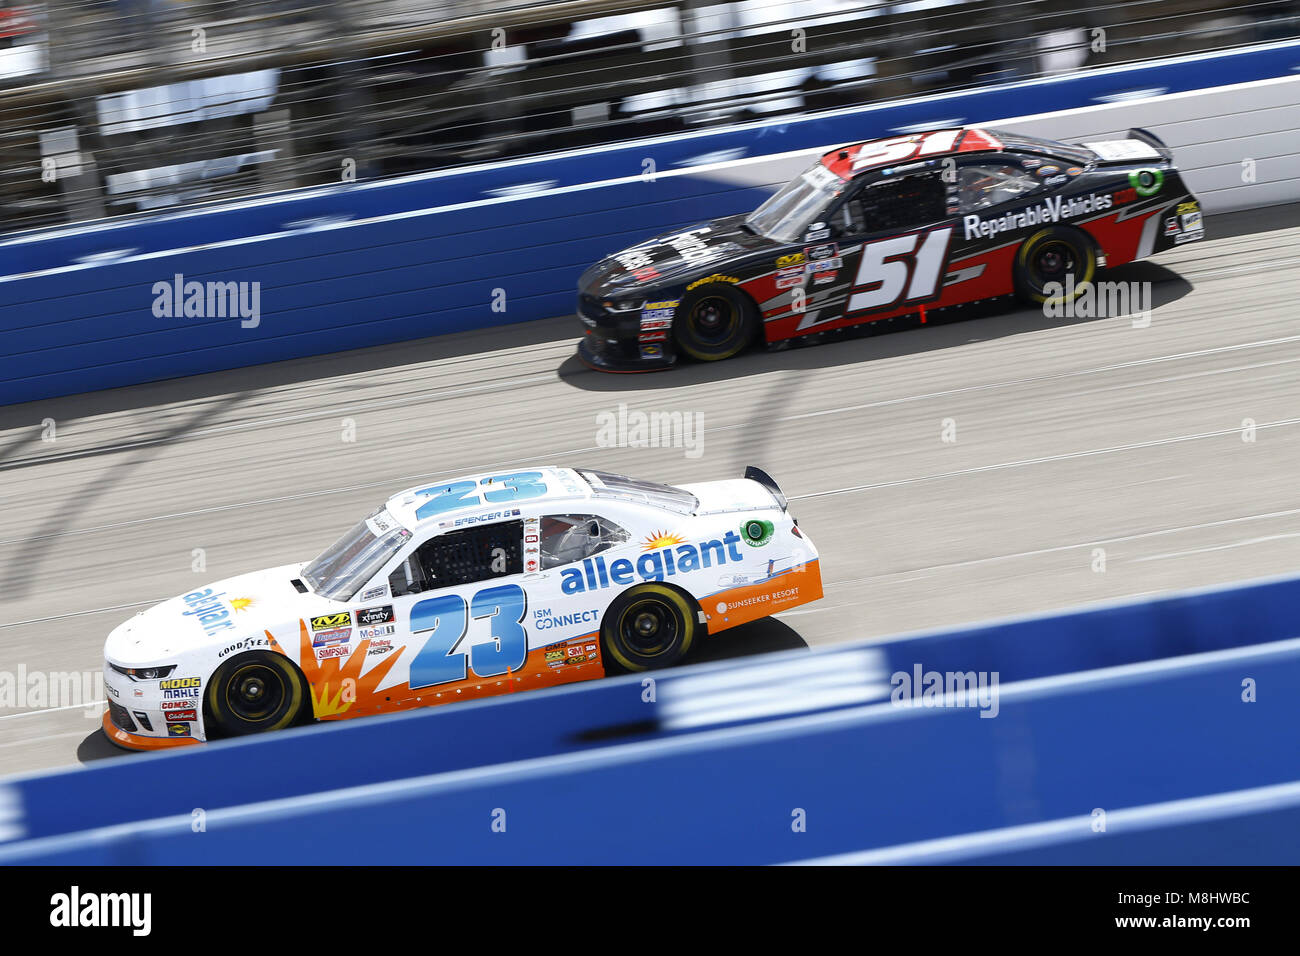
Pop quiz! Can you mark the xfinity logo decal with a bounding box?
[963,193,1114,240]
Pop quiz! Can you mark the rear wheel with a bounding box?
[1013,227,1096,305]
[204,651,309,738]
[601,584,700,672]
[672,284,758,361]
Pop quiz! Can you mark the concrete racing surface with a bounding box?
[1,204,1297,775]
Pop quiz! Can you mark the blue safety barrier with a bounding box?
[3,637,1297,864]
[3,40,1300,405]
[1,570,1298,863]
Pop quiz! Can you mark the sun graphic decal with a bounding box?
[296,620,404,719]
[642,530,687,551]
[229,597,254,612]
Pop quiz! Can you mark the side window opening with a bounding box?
[957,162,1042,212]
[389,520,524,596]
[540,514,630,569]
[848,172,948,234]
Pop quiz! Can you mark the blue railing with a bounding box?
[2,571,1298,864]
[3,40,1300,406]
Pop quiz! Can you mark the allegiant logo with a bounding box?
[181,589,236,635]
[561,532,744,594]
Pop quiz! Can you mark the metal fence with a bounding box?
[0,0,1296,235]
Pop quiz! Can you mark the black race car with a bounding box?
[576,127,1203,371]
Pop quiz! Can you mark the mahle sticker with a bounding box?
[741,519,774,547]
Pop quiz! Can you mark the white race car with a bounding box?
[102,466,823,750]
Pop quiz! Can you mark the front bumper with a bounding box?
[102,662,206,749]
[576,293,675,372]
[102,708,202,751]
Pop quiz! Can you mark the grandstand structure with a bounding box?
[0,0,1295,234]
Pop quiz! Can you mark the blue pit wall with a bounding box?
[4,40,1300,406]
[1,571,1297,864]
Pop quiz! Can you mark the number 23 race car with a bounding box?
[577,126,1204,371]
[102,466,821,749]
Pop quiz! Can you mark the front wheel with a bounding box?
[672,284,758,361]
[204,651,310,738]
[601,584,700,672]
[1013,227,1097,306]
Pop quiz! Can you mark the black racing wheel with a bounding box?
[204,651,310,738]
[600,583,700,672]
[672,283,759,361]
[1013,226,1097,305]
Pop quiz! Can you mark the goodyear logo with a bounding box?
[311,612,350,630]
[686,274,739,291]
[160,677,201,690]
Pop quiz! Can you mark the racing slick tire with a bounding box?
[601,583,700,672]
[204,651,310,738]
[1013,226,1097,306]
[672,283,758,362]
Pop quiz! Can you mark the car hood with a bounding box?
[105,563,326,664]
[579,214,776,298]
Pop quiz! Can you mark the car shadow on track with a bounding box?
[77,729,133,763]
[689,615,809,663]
[558,261,1194,393]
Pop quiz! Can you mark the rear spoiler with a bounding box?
[1128,127,1173,163]
[744,465,787,511]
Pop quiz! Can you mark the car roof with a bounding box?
[384,467,594,530]
[820,128,1005,180]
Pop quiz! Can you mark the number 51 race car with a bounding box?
[577,126,1203,371]
[102,466,821,749]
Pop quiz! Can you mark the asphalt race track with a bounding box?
[2,204,1298,776]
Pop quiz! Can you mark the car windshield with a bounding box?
[579,469,699,514]
[745,161,843,242]
[301,507,411,602]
